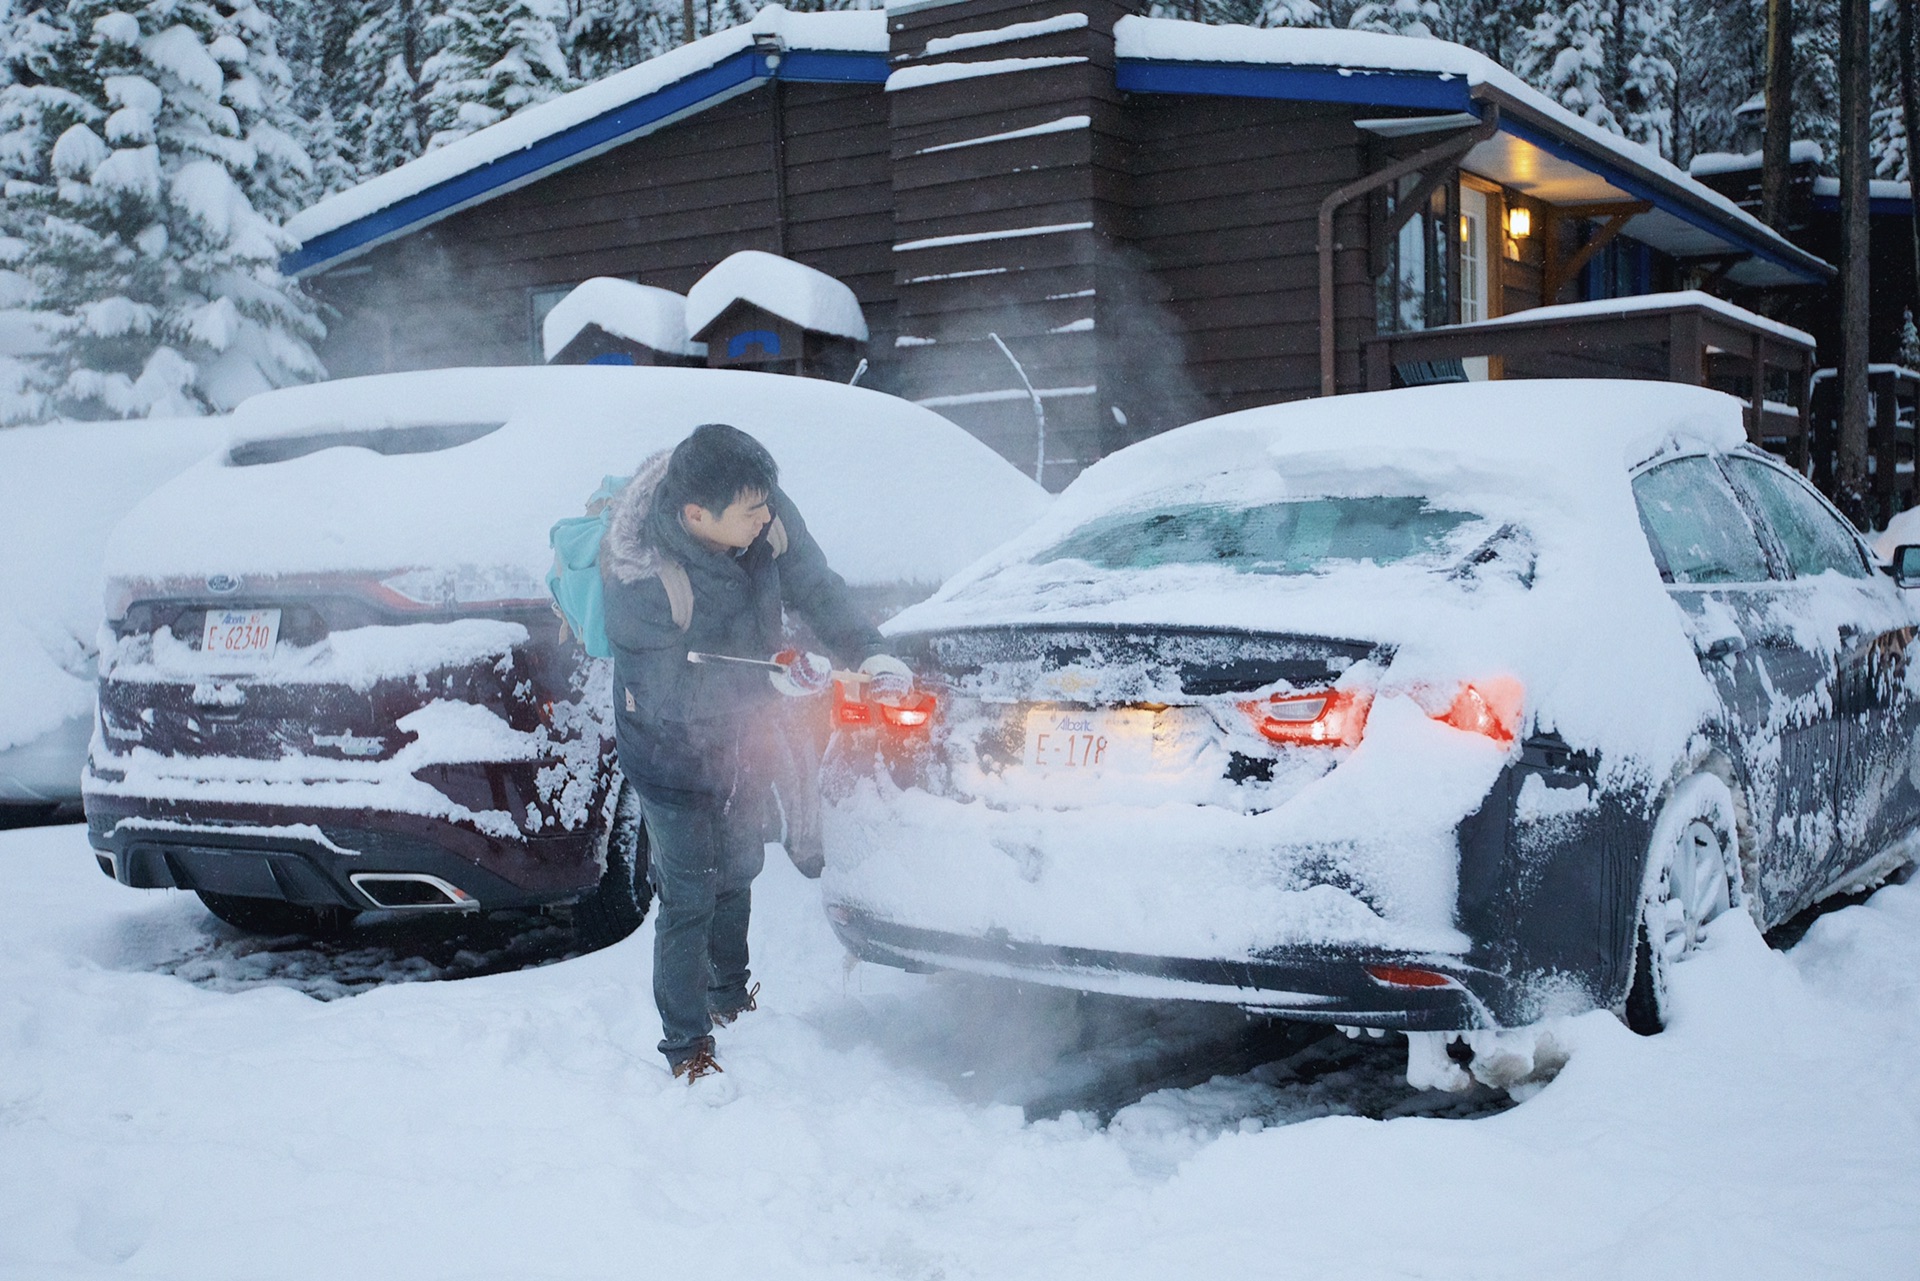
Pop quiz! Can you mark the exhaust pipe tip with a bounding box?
[349,873,478,911]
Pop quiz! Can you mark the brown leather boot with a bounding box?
[710,982,760,1028]
[670,1039,723,1083]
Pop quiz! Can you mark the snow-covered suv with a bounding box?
[820,380,1920,1076]
[83,366,1047,942]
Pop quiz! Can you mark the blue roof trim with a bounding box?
[1117,57,1824,283]
[1115,58,1474,113]
[286,48,890,276]
[779,50,889,83]
[1811,192,1913,217]
[1495,116,1820,280]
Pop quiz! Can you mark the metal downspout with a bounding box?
[1318,104,1501,397]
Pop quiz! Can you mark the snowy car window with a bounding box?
[1723,457,1871,580]
[226,421,504,467]
[1632,457,1772,585]
[1033,497,1483,576]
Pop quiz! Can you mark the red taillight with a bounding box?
[1364,964,1456,989]
[1242,688,1371,747]
[880,692,936,728]
[1434,676,1524,744]
[833,679,935,733]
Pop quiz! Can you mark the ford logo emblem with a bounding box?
[206,574,240,594]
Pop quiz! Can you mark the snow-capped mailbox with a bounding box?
[686,251,868,381]
[542,278,705,368]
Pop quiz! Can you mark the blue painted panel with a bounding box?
[288,50,770,274]
[780,51,889,83]
[587,352,637,366]
[728,329,783,359]
[1116,59,1475,113]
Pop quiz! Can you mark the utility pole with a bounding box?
[1761,0,1794,228]
[1836,0,1873,518]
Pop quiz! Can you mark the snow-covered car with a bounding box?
[0,417,235,822]
[819,380,1920,1064]
[83,366,1047,939]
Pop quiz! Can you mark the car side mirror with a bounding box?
[1894,545,1920,588]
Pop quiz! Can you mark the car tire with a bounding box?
[572,777,652,952]
[1625,773,1738,1035]
[196,890,355,938]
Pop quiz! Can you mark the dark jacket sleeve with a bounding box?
[770,488,886,665]
[601,568,738,797]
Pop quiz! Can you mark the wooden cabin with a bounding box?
[286,0,1833,489]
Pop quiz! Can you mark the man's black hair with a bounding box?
[660,423,779,515]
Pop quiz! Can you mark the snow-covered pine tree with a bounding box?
[0,0,323,423]
[1520,0,1623,132]
[422,0,571,152]
[563,0,677,81]
[1793,0,1841,159]
[341,0,433,177]
[1612,0,1678,156]
[1348,0,1452,40]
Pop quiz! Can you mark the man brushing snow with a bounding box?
[600,423,911,1082]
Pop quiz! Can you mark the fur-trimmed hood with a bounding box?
[601,449,672,587]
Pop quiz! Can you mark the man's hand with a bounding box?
[859,653,913,704]
[770,649,834,697]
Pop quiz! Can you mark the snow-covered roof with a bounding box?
[686,251,869,342]
[1688,141,1827,177]
[1428,289,1816,349]
[286,5,1830,289]
[283,7,888,275]
[540,279,702,362]
[1811,176,1914,208]
[1112,16,1831,286]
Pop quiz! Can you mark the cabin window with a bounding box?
[1459,186,1490,324]
[528,284,578,363]
[1376,175,1454,333]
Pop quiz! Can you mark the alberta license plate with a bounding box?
[202,608,281,663]
[1023,708,1156,773]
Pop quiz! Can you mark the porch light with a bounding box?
[1507,206,1532,239]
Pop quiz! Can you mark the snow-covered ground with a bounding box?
[1,820,1916,1280]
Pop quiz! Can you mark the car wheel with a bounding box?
[1625,773,1737,1035]
[196,890,355,937]
[572,777,652,952]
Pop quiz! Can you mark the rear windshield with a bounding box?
[226,421,503,467]
[1035,497,1486,576]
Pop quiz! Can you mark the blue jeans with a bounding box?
[636,788,766,1065]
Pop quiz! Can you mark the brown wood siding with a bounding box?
[312,80,892,380]
[1127,96,1373,408]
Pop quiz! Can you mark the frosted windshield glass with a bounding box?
[1034,497,1483,575]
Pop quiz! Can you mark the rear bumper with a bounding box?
[827,907,1515,1031]
[84,792,603,912]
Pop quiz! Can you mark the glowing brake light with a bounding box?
[1241,688,1371,748]
[833,678,935,733]
[1434,676,1524,745]
[1364,963,1457,989]
[1241,676,1522,749]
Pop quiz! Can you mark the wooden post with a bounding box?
[1762,0,1795,228]
[1750,334,1767,446]
[1668,309,1703,384]
[1837,0,1873,520]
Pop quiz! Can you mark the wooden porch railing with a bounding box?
[1809,365,1920,528]
[1360,292,1816,468]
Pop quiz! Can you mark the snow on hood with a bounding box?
[541,278,703,361]
[894,380,1748,778]
[104,366,1048,591]
[686,251,870,343]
